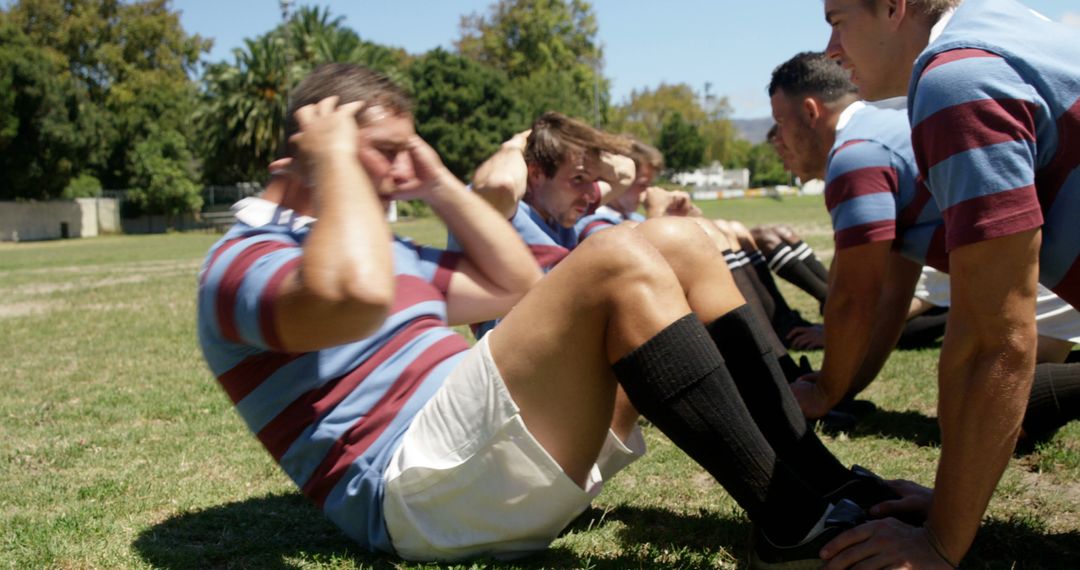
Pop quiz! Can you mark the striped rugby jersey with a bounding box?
[826,101,948,270]
[456,199,576,339]
[574,205,645,242]
[197,198,470,552]
[909,0,1080,307]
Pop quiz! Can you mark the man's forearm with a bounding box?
[819,289,881,404]
[472,137,528,218]
[429,177,540,293]
[304,151,394,303]
[849,255,923,395]
[930,336,1034,564]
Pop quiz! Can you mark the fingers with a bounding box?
[821,523,876,567]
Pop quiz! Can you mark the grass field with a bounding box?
[2,195,1079,569]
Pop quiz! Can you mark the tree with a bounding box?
[657,112,706,173]
[608,82,741,166]
[456,0,607,123]
[197,5,410,184]
[408,48,524,181]
[747,142,789,187]
[1,0,208,211]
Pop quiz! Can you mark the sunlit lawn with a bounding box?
[2,195,1078,569]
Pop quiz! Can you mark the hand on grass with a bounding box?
[791,375,831,419]
[821,519,954,569]
[787,324,825,349]
[868,479,933,522]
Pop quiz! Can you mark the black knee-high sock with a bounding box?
[705,305,857,498]
[724,251,803,380]
[768,242,829,304]
[746,249,811,338]
[797,241,830,283]
[613,314,827,545]
[726,250,776,322]
[1022,363,1080,442]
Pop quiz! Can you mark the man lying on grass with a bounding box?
[197,63,899,566]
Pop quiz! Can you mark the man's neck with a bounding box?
[262,176,313,217]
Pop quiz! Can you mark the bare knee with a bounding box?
[574,224,675,289]
[634,217,720,263]
[750,226,785,254]
[774,224,801,244]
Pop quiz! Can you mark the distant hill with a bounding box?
[731,117,773,144]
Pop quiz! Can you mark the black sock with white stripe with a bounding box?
[768,241,829,304]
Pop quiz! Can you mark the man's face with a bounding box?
[824,0,908,100]
[527,153,602,228]
[614,164,654,214]
[770,90,828,181]
[356,110,417,200]
[769,133,795,172]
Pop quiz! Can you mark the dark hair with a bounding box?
[767,51,857,102]
[283,63,413,151]
[524,112,632,177]
[766,124,779,142]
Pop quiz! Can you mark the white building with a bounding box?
[671,161,750,190]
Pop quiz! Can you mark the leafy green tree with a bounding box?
[456,0,607,123]
[1,0,208,211]
[408,48,524,181]
[747,142,789,187]
[197,5,410,184]
[658,112,706,173]
[0,17,89,199]
[198,34,294,184]
[63,173,103,199]
[608,82,740,166]
[126,126,202,216]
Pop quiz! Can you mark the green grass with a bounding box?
[2,195,1078,569]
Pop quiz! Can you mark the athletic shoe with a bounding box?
[815,409,858,434]
[825,465,903,515]
[832,398,877,419]
[749,499,866,569]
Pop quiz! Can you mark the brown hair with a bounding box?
[283,63,413,153]
[524,112,632,177]
[628,137,665,172]
[861,0,959,20]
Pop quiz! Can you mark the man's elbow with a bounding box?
[472,174,519,215]
[303,266,396,320]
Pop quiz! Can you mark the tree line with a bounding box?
[0,0,788,217]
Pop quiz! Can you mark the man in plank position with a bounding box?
[818,0,1080,566]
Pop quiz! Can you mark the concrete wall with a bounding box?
[0,198,121,242]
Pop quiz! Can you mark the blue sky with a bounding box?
[174,0,1080,119]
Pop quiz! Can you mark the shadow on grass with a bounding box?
[965,517,1080,568]
[843,408,942,447]
[132,493,752,569]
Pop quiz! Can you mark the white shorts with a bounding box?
[912,267,1080,343]
[382,334,646,561]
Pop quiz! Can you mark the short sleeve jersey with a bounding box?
[826,102,948,270]
[197,198,470,553]
[574,205,645,242]
[909,0,1080,307]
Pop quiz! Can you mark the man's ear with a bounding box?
[526,163,545,190]
[803,97,823,124]
[884,0,907,29]
[268,157,294,176]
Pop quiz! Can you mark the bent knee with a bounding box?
[635,217,718,255]
[750,226,784,252]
